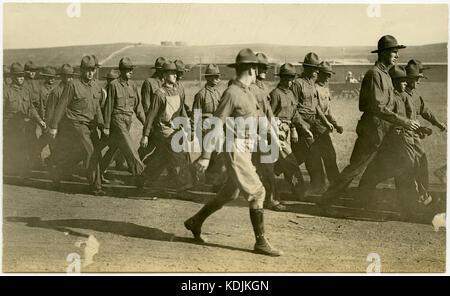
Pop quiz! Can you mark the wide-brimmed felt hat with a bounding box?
[10,63,26,75]
[202,64,221,76]
[92,55,101,68]
[103,69,120,80]
[151,57,166,69]
[119,57,135,70]
[24,61,40,72]
[318,61,335,74]
[300,52,321,68]
[276,63,297,77]
[388,65,407,79]
[80,55,97,69]
[161,61,178,72]
[227,48,259,68]
[59,64,76,76]
[405,63,423,79]
[175,60,189,72]
[40,66,58,77]
[407,59,429,78]
[371,35,406,53]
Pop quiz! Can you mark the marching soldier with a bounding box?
[39,64,76,166]
[318,35,419,207]
[139,56,166,161]
[358,65,424,218]
[403,62,446,203]
[185,48,283,256]
[192,64,226,190]
[3,63,46,177]
[138,61,193,191]
[101,57,146,187]
[48,55,105,195]
[249,52,286,211]
[269,63,307,199]
[315,61,343,185]
[291,52,333,194]
[175,59,191,116]
[23,60,43,168]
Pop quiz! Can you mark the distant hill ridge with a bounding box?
[3,42,447,67]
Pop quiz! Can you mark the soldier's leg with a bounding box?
[416,153,429,195]
[317,134,340,185]
[304,141,326,192]
[277,153,306,198]
[396,170,419,221]
[137,141,170,189]
[109,116,144,177]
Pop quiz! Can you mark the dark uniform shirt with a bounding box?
[143,84,187,138]
[249,79,272,119]
[50,78,104,129]
[359,62,409,126]
[316,82,338,133]
[23,78,41,108]
[404,88,441,126]
[192,84,221,118]
[141,74,164,113]
[45,81,66,124]
[269,84,298,122]
[291,75,318,115]
[103,77,145,129]
[38,82,56,121]
[3,83,41,123]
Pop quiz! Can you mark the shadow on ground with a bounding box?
[4,168,446,225]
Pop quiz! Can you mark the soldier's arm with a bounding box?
[95,98,105,129]
[200,90,235,160]
[27,89,43,124]
[142,92,163,137]
[192,91,204,114]
[134,84,146,125]
[269,91,281,116]
[419,96,444,128]
[45,90,57,123]
[140,79,152,113]
[326,98,339,127]
[50,81,74,129]
[103,83,115,129]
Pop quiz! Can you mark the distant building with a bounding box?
[161,41,174,46]
[175,41,188,47]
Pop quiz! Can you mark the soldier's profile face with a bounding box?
[383,49,399,65]
[207,75,220,86]
[27,71,36,79]
[48,77,56,85]
[164,71,177,84]
[407,77,419,89]
[122,69,133,79]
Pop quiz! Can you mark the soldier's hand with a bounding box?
[49,128,58,139]
[439,123,447,132]
[326,122,334,132]
[194,158,210,174]
[405,120,420,131]
[103,128,110,137]
[305,129,314,139]
[140,136,149,148]
[40,121,46,129]
[336,125,344,134]
[291,129,299,143]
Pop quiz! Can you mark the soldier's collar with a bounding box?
[205,84,217,91]
[375,61,390,73]
[118,77,129,86]
[405,87,414,95]
[231,79,249,90]
[12,83,23,90]
[277,83,290,92]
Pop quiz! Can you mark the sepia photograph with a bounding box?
[1,1,448,274]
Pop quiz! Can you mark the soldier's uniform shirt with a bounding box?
[291,75,318,115]
[50,79,104,129]
[141,74,164,113]
[3,83,41,123]
[38,82,56,121]
[143,84,187,138]
[23,78,41,108]
[192,84,221,118]
[202,79,266,205]
[405,88,441,127]
[3,83,42,175]
[103,77,145,129]
[45,82,66,124]
[316,82,339,134]
[249,79,272,119]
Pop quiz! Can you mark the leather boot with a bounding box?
[184,200,223,243]
[250,209,283,256]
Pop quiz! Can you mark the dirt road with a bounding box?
[2,178,446,273]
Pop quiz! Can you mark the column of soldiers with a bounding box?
[3,34,447,254]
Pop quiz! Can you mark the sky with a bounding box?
[2,2,448,49]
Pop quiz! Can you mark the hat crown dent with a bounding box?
[235,48,259,65]
[256,52,269,65]
[372,35,405,53]
[60,63,74,75]
[10,62,25,74]
[162,61,178,72]
[119,56,134,69]
[154,57,166,69]
[41,66,57,76]
[405,63,422,77]
[302,52,320,66]
[389,65,407,79]
[278,63,297,76]
[80,55,97,69]
[319,61,334,73]
[204,63,221,75]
